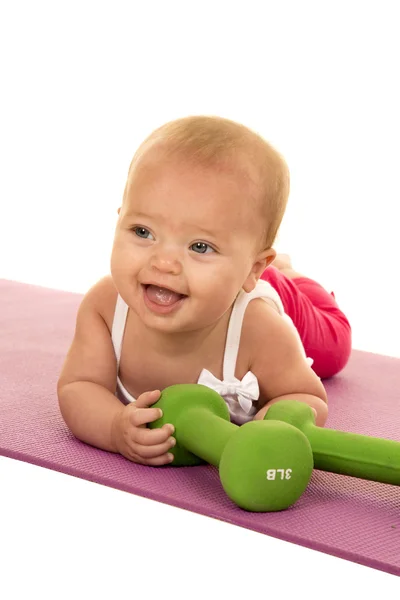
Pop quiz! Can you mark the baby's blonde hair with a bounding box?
[125,116,290,249]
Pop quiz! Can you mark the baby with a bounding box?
[57,116,351,466]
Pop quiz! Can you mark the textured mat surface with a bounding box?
[1,278,400,576]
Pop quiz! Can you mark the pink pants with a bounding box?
[261,266,352,379]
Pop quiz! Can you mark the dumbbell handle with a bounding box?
[305,427,400,485]
[265,401,400,485]
[176,407,237,467]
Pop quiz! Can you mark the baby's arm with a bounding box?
[248,303,328,426]
[57,280,123,450]
[57,279,174,464]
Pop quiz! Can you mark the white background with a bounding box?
[1,1,399,596]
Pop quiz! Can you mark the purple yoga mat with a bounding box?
[1,278,400,576]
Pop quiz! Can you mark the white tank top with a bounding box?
[111,279,313,425]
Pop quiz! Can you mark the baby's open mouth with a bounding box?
[144,284,187,307]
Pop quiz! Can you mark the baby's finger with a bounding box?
[130,406,164,428]
[134,423,174,446]
[131,452,175,467]
[131,438,176,460]
[134,390,161,409]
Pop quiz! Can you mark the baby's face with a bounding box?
[111,153,270,334]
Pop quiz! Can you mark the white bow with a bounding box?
[197,369,259,414]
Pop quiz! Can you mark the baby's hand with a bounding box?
[111,390,175,466]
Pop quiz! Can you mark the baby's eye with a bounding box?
[134,226,154,240]
[191,242,214,254]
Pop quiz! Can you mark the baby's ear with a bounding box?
[117,207,121,215]
[242,248,276,293]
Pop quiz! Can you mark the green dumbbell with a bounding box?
[149,384,314,512]
[264,400,400,485]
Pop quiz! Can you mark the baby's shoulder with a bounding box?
[242,296,282,339]
[83,275,118,334]
[241,296,287,361]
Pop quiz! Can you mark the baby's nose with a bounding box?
[150,247,182,274]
